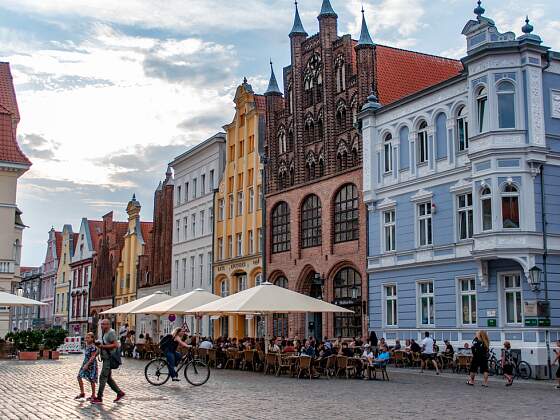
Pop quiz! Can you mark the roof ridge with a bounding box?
[375,43,462,63]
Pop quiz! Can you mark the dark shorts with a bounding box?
[421,353,435,361]
[469,357,489,374]
[556,366,560,379]
[503,363,514,376]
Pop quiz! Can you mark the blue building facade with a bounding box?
[360,5,560,372]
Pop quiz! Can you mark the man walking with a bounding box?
[91,319,125,404]
[420,331,439,375]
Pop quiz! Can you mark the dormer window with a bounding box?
[497,81,515,129]
[501,183,519,229]
[417,121,428,164]
[384,133,393,173]
[456,106,469,151]
[476,86,488,132]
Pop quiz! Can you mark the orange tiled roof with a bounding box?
[87,220,103,252]
[140,221,153,243]
[54,231,63,262]
[375,45,464,105]
[0,62,30,167]
[255,95,266,113]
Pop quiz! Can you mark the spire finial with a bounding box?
[357,5,374,47]
[265,59,282,96]
[132,193,136,201]
[290,0,307,37]
[522,15,534,34]
[474,1,485,18]
[319,0,337,18]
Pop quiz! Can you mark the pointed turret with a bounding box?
[357,7,374,47]
[318,0,337,18]
[290,1,307,37]
[265,60,282,96]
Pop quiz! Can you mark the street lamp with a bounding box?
[312,272,325,300]
[528,266,542,291]
[351,285,360,300]
[16,286,23,297]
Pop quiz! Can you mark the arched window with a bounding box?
[351,96,358,125]
[220,279,229,297]
[318,157,325,177]
[271,202,290,254]
[317,116,324,142]
[384,133,393,173]
[255,273,263,286]
[304,117,314,144]
[456,106,469,151]
[481,186,492,231]
[289,164,295,186]
[333,267,362,338]
[417,121,428,164]
[501,183,520,229]
[305,153,316,182]
[278,129,287,154]
[497,81,516,129]
[273,276,289,336]
[301,195,322,248]
[336,141,348,172]
[336,101,347,132]
[287,129,294,152]
[476,86,488,132]
[334,184,359,243]
[335,56,345,93]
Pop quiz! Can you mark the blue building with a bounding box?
[360,4,560,373]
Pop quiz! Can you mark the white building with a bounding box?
[170,133,226,336]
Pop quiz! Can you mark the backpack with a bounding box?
[159,334,174,352]
[103,336,122,369]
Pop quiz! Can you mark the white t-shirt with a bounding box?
[199,340,213,349]
[421,337,434,354]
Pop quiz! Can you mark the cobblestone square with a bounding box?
[1,356,559,419]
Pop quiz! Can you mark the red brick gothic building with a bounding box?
[264,1,462,339]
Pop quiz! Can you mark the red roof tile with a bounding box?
[54,231,63,262]
[87,220,103,252]
[140,222,153,245]
[374,45,463,105]
[255,95,266,113]
[0,62,31,167]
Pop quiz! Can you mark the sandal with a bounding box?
[74,393,85,400]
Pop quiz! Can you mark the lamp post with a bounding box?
[528,266,542,291]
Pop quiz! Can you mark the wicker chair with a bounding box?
[225,348,239,369]
[241,350,256,371]
[276,354,292,376]
[207,348,217,368]
[336,356,356,379]
[297,356,312,380]
[264,352,278,375]
[392,350,406,368]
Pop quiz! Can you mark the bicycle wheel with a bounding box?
[516,361,532,380]
[184,359,210,386]
[145,358,171,386]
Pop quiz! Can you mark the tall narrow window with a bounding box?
[237,191,244,216]
[384,133,393,173]
[176,220,180,242]
[248,230,254,254]
[419,281,434,325]
[503,274,522,324]
[481,187,492,231]
[200,210,205,235]
[174,260,179,289]
[227,235,233,258]
[248,187,254,213]
[301,195,322,248]
[193,178,197,198]
[456,106,469,151]
[501,183,520,229]
[334,184,359,243]
[476,86,488,132]
[236,233,242,256]
[333,268,362,338]
[417,121,429,164]
[181,258,187,289]
[185,182,189,202]
[497,81,515,129]
[459,278,476,325]
[207,252,212,285]
[272,202,290,253]
[176,185,182,205]
[228,194,234,219]
[384,285,398,326]
[383,210,396,252]
[257,228,263,253]
[201,174,206,195]
[209,170,214,190]
[218,198,224,221]
[418,202,432,246]
[457,193,473,240]
[183,216,188,240]
[220,279,229,297]
[209,207,213,232]
[191,214,196,237]
[198,254,203,285]
[190,256,195,287]
[218,238,223,260]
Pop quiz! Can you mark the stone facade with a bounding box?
[170,133,225,337]
[10,267,42,331]
[53,225,76,329]
[40,229,62,328]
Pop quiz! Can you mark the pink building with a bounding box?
[40,228,62,326]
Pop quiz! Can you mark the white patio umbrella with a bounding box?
[0,291,46,307]
[100,291,172,314]
[185,282,353,352]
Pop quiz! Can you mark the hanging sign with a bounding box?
[168,314,176,322]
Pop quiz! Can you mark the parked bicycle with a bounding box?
[488,348,531,380]
[144,350,210,386]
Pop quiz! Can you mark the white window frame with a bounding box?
[218,238,223,260]
[228,194,234,219]
[237,191,244,216]
[236,233,242,257]
[383,284,398,327]
[383,133,393,173]
[218,199,224,221]
[227,235,233,258]
[457,276,477,326]
[480,186,493,232]
[457,192,474,240]
[456,106,469,152]
[200,210,205,235]
[183,216,188,240]
[496,80,516,129]
[417,122,429,164]
[417,201,432,247]
[175,220,180,243]
[417,280,435,326]
[500,272,523,326]
[220,279,229,297]
[238,274,247,292]
[500,182,520,230]
[248,230,254,254]
[248,187,254,213]
[198,254,204,286]
[383,209,396,252]
[193,178,197,198]
[476,85,489,133]
[191,214,196,237]
[190,256,195,288]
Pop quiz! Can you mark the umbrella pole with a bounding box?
[264,313,269,354]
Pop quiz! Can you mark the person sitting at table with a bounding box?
[444,340,454,356]
[404,339,411,351]
[393,339,402,351]
[410,339,421,354]
[355,337,363,347]
[132,333,145,359]
[144,333,153,344]
[302,340,316,357]
[458,342,472,355]
[283,340,296,353]
[270,338,281,353]
[374,346,391,365]
[339,342,354,358]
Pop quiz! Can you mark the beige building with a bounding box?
[53,224,76,329]
[0,63,31,337]
[213,80,265,339]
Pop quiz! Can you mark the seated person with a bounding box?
[282,341,296,353]
[457,342,472,355]
[144,333,153,344]
[199,338,213,349]
[302,340,316,357]
[443,340,454,356]
[404,339,411,352]
[393,339,402,351]
[410,339,421,354]
[270,338,281,353]
[340,342,354,358]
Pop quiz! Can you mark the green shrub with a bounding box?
[43,328,67,350]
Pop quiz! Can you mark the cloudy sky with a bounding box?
[1,0,558,266]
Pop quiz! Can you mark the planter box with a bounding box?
[49,351,60,360]
[39,349,48,359]
[18,351,39,361]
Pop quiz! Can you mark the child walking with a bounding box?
[501,341,514,386]
[75,332,98,400]
[554,339,560,389]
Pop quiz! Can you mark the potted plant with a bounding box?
[43,328,67,360]
[15,330,44,360]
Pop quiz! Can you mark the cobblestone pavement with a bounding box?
[1,355,559,419]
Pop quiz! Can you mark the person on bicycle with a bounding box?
[162,327,191,382]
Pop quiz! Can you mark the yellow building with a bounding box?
[114,195,152,330]
[213,80,265,339]
[53,224,75,330]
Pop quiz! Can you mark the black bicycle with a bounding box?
[144,351,210,386]
[488,348,531,380]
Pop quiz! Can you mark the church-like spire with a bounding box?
[357,7,374,47]
[318,0,337,18]
[265,60,282,96]
[290,1,307,37]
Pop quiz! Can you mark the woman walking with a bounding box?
[466,330,490,387]
[502,341,514,386]
[75,332,98,400]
